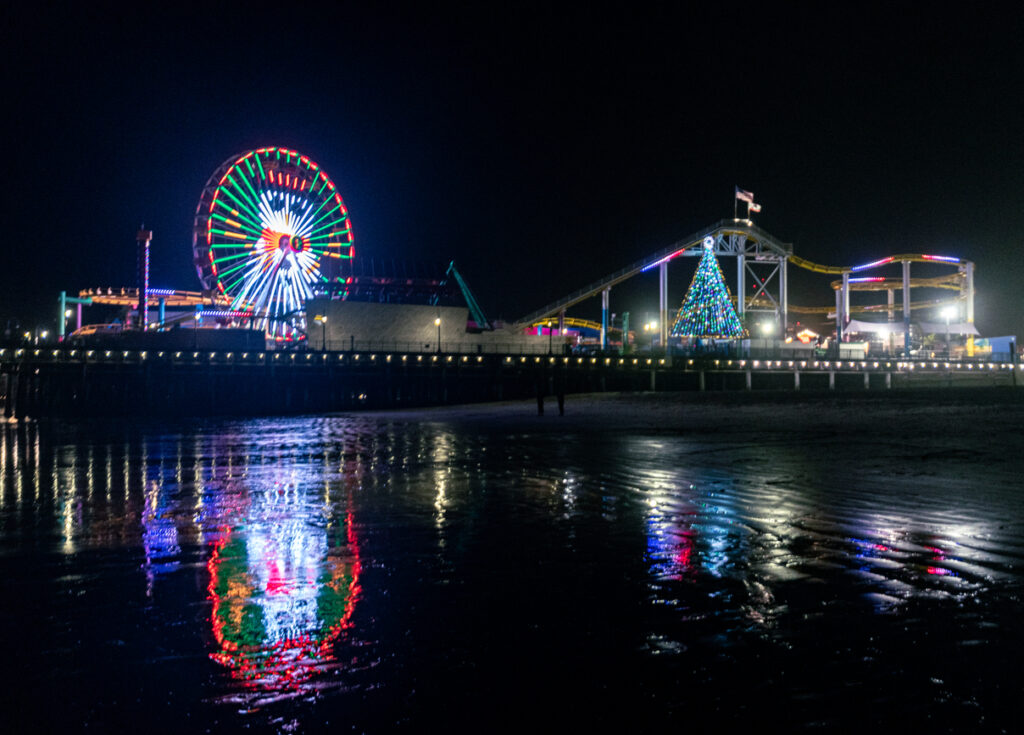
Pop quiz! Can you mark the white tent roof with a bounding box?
[845,319,901,335]
[917,321,980,336]
[845,319,980,336]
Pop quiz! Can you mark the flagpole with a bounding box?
[733,187,737,220]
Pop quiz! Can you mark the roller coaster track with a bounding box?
[786,296,965,315]
[527,316,620,333]
[788,254,971,315]
[514,216,976,328]
[828,273,963,292]
[789,253,974,274]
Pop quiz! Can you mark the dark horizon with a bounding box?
[3,6,1022,339]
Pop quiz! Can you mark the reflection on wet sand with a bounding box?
[1,398,1023,730]
[206,503,361,693]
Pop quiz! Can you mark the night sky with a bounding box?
[3,5,1022,338]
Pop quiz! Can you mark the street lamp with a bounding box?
[193,311,201,349]
[435,317,442,353]
[62,308,74,342]
[547,320,553,354]
[941,305,957,358]
[643,320,658,349]
[314,314,327,351]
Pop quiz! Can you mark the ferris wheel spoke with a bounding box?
[307,223,351,238]
[230,169,265,214]
[289,203,320,236]
[304,225,348,251]
[236,262,276,307]
[216,186,263,227]
[226,172,263,217]
[253,155,268,183]
[221,174,265,221]
[242,156,259,182]
[211,251,258,270]
[295,184,343,231]
[225,252,274,300]
[303,203,347,238]
[210,213,263,240]
[215,257,261,283]
[212,197,264,232]
[250,256,288,309]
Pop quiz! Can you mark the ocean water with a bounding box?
[1,397,1022,732]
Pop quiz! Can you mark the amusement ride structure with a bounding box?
[61,147,355,343]
[55,164,980,359]
[519,216,976,356]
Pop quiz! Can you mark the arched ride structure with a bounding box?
[515,219,975,356]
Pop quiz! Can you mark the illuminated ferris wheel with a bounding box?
[193,147,354,340]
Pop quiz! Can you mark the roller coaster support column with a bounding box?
[659,262,668,353]
[781,258,789,334]
[601,288,609,351]
[58,291,92,342]
[964,261,975,356]
[902,260,911,357]
[58,291,66,341]
[842,271,850,341]
[835,288,843,342]
[158,298,166,327]
[887,289,896,354]
[737,252,746,321]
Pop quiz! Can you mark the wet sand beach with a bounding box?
[1,388,1022,732]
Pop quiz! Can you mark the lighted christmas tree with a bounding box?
[670,239,746,338]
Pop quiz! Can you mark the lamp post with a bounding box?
[193,311,201,350]
[435,317,442,353]
[314,314,327,351]
[547,320,553,354]
[643,320,658,350]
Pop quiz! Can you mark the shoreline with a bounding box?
[357,387,1024,434]
[9,387,1022,436]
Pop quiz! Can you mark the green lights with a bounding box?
[671,244,746,339]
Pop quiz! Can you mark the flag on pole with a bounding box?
[735,187,754,203]
[749,202,762,213]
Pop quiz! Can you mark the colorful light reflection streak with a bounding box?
[206,498,361,691]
